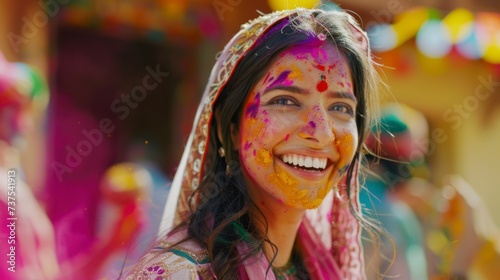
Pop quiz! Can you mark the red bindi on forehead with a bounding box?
[317,74,328,92]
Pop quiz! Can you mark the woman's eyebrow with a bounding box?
[263,85,357,103]
[263,85,308,95]
[327,91,358,103]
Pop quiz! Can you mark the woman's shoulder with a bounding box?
[126,230,214,280]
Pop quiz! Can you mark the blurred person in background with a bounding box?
[361,103,429,280]
[365,102,500,280]
[0,52,59,279]
[58,162,150,279]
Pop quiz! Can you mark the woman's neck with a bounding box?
[251,201,304,267]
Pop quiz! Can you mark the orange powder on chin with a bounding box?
[268,166,330,209]
[303,184,330,208]
[269,166,301,202]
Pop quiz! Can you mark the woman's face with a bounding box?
[236,41,358,209]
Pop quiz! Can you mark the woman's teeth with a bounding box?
[282,154,327,170]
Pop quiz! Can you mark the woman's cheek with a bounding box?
[335,130,357,172]
[240,116,272,171]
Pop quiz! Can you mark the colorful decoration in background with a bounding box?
[0,53,46,103]
[368,7,500,64]
[59,0,222,44]
[268,0,320,11]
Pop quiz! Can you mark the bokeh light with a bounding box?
[367,24,397,52]
[416,19,452,58]
[478,13,500,64]
[443,8,475,43]
[392,7,430,47]
[456,23,485,59]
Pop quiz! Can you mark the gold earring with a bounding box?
[218,147,225,158]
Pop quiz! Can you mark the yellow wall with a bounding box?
[380,45,500,225]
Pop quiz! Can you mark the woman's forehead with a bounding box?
[276,42,346,67]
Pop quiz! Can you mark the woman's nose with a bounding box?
[299,107,335,145]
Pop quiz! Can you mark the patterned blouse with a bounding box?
[126,232,215,280]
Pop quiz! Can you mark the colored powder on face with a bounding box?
[263,72,271,84]
[346,82,352,89]
[335,134,354,150]
[298,132,309,139]
[245,93,261,118]
[308,105,327,130]
[316,80,328,92]
[335,134,354,161]
[310,46,328,64]
[314,64,325,71]
[302,181,333,208]
[244,141,252,150]
[253,149,256,156]
[301,121,316,136]
[328,63,338,73]
[266,70,292,90]
[290,51,309,60]
[256,149,272,167]
[303,198,324,208]
[243,117,266,140]
[284,134,289,141]
[269,166,296,189]
[268,166,330,208]
[337,81,344,88]
[269,166,302,201]
[286,64,304,81]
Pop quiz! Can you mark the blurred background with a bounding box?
[0,0,499,279]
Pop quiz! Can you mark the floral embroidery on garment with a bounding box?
[126,237,215,280]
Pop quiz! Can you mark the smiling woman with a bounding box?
[126,8,380,280]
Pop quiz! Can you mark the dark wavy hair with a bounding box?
[173,9,380,279]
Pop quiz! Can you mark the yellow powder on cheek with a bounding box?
[335,133,354,154]
[243,118,266,140]
[256,149,272,167]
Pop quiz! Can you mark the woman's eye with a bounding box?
[269,97,298,107]
[330,103,354,115]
